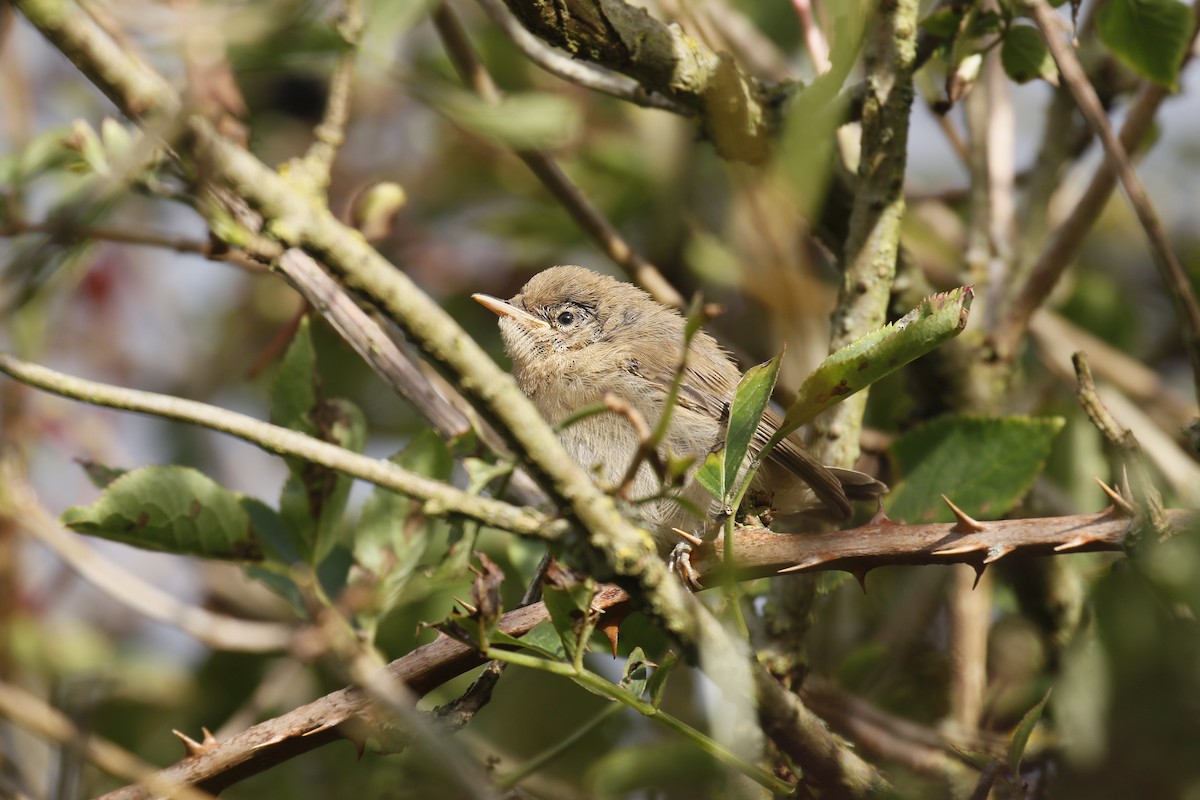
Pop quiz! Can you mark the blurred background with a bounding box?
[2,0,1199,797]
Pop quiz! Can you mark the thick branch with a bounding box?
[500,0,778,162]
[808,0,918,468]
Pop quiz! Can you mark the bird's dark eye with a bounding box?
[556,310,576,327]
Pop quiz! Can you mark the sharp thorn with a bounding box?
[671,527,704,547]
[867,499,897,526]
[1054,535,1097,552]
[602,623,620,658]
[777,555,830,574]
[971,563,987,589]
[452,595,478,615]
[303,719,341,737]
[982,544,1015,564]
[942,494,986,532]
[931,542,989,556]
[172,728,217,757]
[849,568,869,593]
[1095,477,1136,515]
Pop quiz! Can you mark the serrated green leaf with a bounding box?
[62,465,262,560]
[694,451,724,501]
[438,90,581,150]
[1008,689,1051,774]
[1001,25,1059,84]
[776,287,973,445]
[723,353,782,499]
[886,415,1065,523]
[1097,0,1192,89]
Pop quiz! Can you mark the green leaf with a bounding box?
[620,647,652,699]
[270,319,367,564]
[438,90,582,150]
[886,415,1065,523]
[1097,0,1192,89]
[694,451,724,501]
[1008,689,1051,774]
[512,622,569,660]
[310,398,366,563]
[776,287,973,445]
[543,570,596,663]
[355,431,453,620]
[920,6,965,37]
[270,316,318,436]
[62,465,262,560]
[1001,25,1059,84]
[722,353,782,499]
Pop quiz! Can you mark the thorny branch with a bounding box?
[93,508,1196,798]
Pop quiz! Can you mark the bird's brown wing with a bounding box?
[632,355,858,519]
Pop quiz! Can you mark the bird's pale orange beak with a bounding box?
[471,293,550,329]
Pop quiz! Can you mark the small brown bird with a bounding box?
[474,266,884,552]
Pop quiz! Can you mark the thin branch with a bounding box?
[1073,351,1170,541]
[1000,0,1200,401]
[1029,0,1200,399]
[290,0,363,194]
[472,0,690,115]
[0,351,562,541]
[0,680,214,800]
[802,676,995,780]
[1,464,295,653]
[276,250,472,443]
[430,4,686,308]
[0,218,269,271]
[93,508,1196,798]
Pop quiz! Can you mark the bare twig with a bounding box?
[1009,0,1200,401]
[0,218,269,271]
[0,351,563,540]
[1031,311,1198,435]
[289,0,363,194]
[1072,351,1170,541]
[993,81,1170,358]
